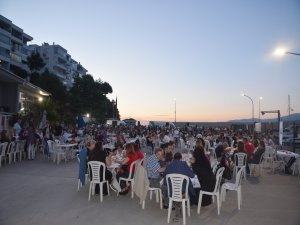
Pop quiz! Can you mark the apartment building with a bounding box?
[30,43,88,89]
[0,15,33,74]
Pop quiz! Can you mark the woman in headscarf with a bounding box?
[191,138,216,206]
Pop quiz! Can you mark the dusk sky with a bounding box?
[1,0,300,123]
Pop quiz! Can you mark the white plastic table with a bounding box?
[56,143,78,160]
[276,150,300,166]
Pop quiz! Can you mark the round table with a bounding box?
[56,143,78,161]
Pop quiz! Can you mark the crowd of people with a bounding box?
[72,123,284,222]
[2,117,297,222]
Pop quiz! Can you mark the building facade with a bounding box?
[30,43,88,89]
[0,15,88,89]
[0,68,50,131]
[0,15,33,74]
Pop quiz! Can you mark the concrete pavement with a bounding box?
[0,155,299,225]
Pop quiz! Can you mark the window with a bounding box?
[0,33,10,45]
[0,46,10,58]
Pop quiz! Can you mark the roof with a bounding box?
[123,118,136,122]
[0,68,51,96]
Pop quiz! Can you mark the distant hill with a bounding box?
[228,113,300,123]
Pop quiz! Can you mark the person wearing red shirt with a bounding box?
[116,143,138,195]
[244,137,255,159]
[134,140,144,161]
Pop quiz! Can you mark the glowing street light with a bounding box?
[241,93,254,122]
[174,98,177,123]
[259,97,263,121]
[273,47,300,57]
[38,97,43,102]
[86,113,90,118]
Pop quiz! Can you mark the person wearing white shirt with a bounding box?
[13,121,21,137]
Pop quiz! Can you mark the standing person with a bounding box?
[116,143,139,195]
[53,122,63,138]
[88,141,112,195]
[43,121,53,157]
[13,119,21,138]
[191,139,216,206]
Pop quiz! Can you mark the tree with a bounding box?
[26,52,46,73]
[101,82,113,94]
[36,70,68,102]
[70,75,116,122]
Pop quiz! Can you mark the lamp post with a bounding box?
[241,93,254,123]
[274,48,300,57]
[259,97,263,121]
[112,100,115,120]
[174,98,177,124]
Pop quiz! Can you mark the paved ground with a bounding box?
[0,152,300,225]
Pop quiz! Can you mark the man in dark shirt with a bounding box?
[163,153,195,222]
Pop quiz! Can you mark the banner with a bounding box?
[279,121,283,145]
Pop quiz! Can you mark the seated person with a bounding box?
[215,142,230,161]
[165,142,174,164]
[248,140,265,164]
[146,148,165,188]
[88,141,113,195]
[134,140,144,160]
[191,139,216,206]
[115,143,139,195]
[163,153,195,221]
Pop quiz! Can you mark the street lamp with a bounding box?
[174,98,177,124]
[241,93,254,122]
[259,97,263,121]
[274,47,300,57]
[86,113,90,118]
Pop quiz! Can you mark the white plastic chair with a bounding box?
[0,142,9,167]
[292,158,300,176]
[88,161,110,202]
[138,158,145,167]
[180,138,187,153]
[166,174,191,225]
[6,142,15,164]
[221,166,244,210]
[249,154,264,176]
[263,146,274,168]
[142,187,163,210]
[14,141,21,162]
[118,160,139,199]
[47,140,56,163]
[54,143,67,165]
[210,147,217,161]
[212,161,219,175]
[233,153,247,180]
[272,151,285,173]
[16,140,26,161]
[27,144,35,160]
[198,167,225,215]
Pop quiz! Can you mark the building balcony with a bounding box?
[0,27,11,37]
[0,41,10,51]
[11,35,22,44]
